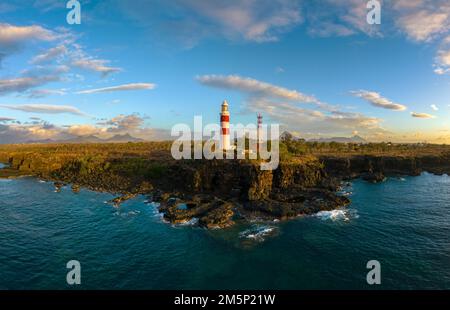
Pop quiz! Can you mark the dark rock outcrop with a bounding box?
[1,145,450,229]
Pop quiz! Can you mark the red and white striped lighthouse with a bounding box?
[220,100,230,150]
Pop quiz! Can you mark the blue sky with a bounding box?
[1,0,450,143]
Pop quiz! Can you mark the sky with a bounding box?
[0,0,450,144]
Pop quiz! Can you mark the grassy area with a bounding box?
[1,140,449,165]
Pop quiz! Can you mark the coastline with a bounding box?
[1,142,449,229]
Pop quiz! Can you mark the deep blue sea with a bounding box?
[0,163,449,289]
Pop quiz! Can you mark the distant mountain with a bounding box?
[104,134,144,143]
[63,135,105,143]
[24,138,57,144]
[24,134,144,144]
[308,135,367,143]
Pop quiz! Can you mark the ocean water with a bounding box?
[0,168,449,289]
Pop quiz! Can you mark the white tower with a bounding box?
[257,113,263,153]
[220,100,230,151]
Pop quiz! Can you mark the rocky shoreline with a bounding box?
[1,145,449,229]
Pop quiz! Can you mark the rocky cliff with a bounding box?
[1,144,449,229]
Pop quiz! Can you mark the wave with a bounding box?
[239,224,277,242]
[113,210,141,217]
[314,209,359,222]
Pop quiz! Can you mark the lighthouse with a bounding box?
[257,113,263,153]
[220,100,230,151]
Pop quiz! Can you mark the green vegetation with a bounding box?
[278,137,450,157]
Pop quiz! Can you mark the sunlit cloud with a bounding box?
[76,83,156,94]
[197,74,318,103]
[411,112,436,118]
[351,90,408,111]
[0,23,56,63]
[72,58,121,76]
[0,104,87,116]
[30,45,67,64]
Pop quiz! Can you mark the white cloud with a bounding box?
[72,58,121,76]
[396,10,449,42]
[411,112,436,118]
[26,89,66,98]
[76,83,156,94]
[31,45,67,64]
[0,104,87,116]
[351,90,408,111]
[198,74,386,137]
[67,124,104,137]
[0,23,56,63]
[0,112,170,144]
[246,97,385,137]
[434,35,450,74]
[0,23,55,43]
[431,104,439,111]
[197,74,318,103]
[102,114,145,132]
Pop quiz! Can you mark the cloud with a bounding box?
[390,1,450,75]
[118,0,302,47]
[76,83,156,94]
[246,97,386,137]
[0,75,60,96]
[351,90,408,111]
[0,65,68,96]
[396,10,449,42]
[72,58,121,76]
[99,114,145,132]
[26,88,67,98]
[0,104,87,116]
[0,23,56,63]
[32,0,68,13]
[67,124,104,137]
[31,45,67,64]
[0,117,15,122]
[431,104,439,111]
[434,66,450,75]
[198,73,386,137]
[197,74,318,103]
[392,0,425,10]
[435,36,450,74]
[306,0,381,38]
[0,112,170,144]
[0,122,65,144]
[411,112,436,118]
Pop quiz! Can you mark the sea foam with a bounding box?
[239,225,277,242]
[314,209,359,222]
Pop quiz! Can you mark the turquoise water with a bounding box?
[0,169,449,289]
